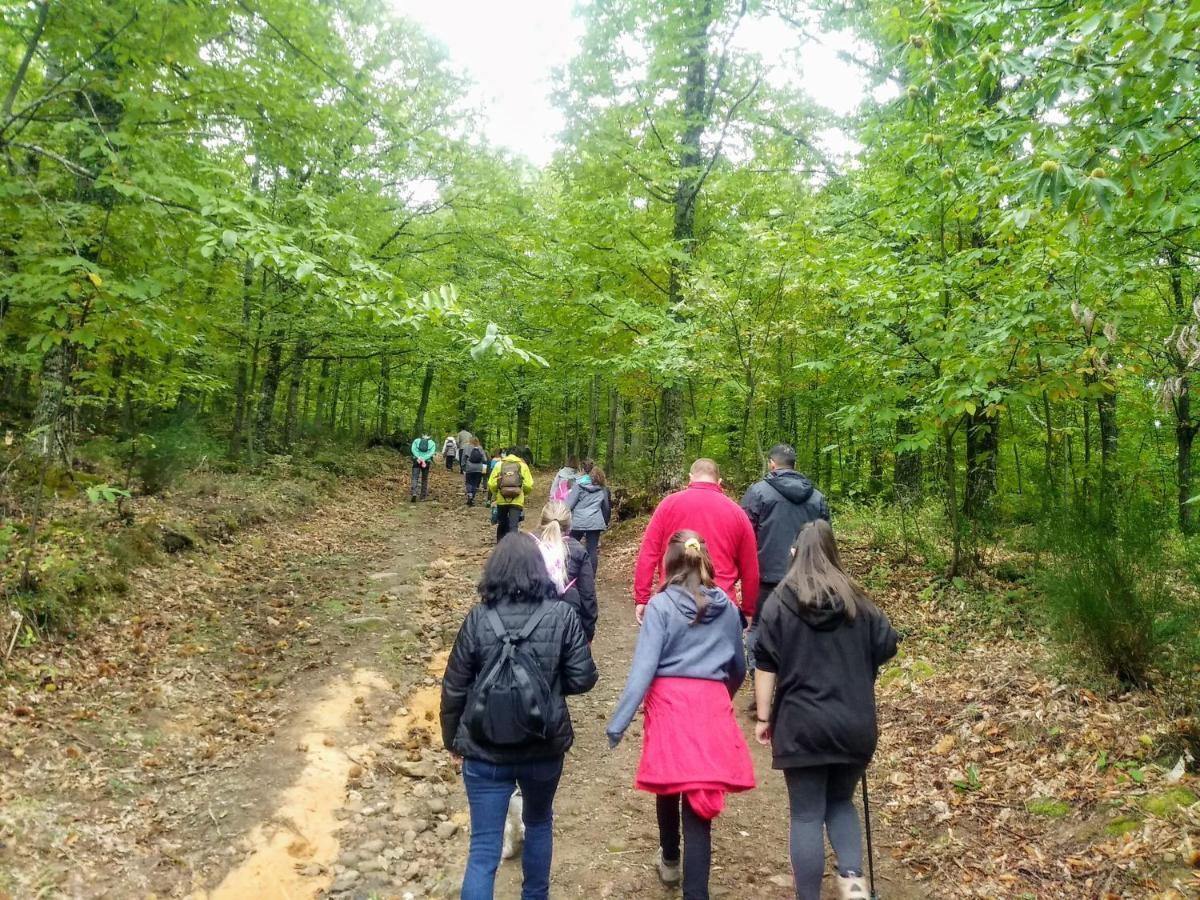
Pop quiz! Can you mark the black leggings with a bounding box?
[656,793,711,900]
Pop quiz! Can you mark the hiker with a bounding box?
[549,456,579,504]
[535,501,598,641]
[488,449,534,542]
[440,534,598,900]
[567,464,611,575]
[741,443,830,670]
[410,433,436,502]
[633,459,760,627]
[463,438,488,507]
[443,434,459,471]
[457,426,476,471]
[753,519,898,900]
[608,531,754,899]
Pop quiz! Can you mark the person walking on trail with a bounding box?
[567,464,611,575]
[633,459,760,626]
[608,531,754,899]
[741,443,831,671]
[488,449,534,542]
[457,426,475,471]
[463,438,488,507]
[442,434,459,471]
[535,501,598,641]
[753,520,898,900]
[440,535,598,900]
[549,456,578,504]
[410,433,436,502]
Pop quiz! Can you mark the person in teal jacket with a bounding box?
[411,433,436,501]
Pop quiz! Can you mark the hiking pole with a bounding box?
[862,773,880,900]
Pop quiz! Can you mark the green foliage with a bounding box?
[1036,498,1192,688]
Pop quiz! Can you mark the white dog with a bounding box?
[500,789,524,860]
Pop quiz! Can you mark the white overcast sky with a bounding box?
[390,0,874,166]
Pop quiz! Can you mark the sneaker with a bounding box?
[656,849,681,885]
[837,872,868,899]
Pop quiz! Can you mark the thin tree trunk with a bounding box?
[606,384,619,475]
[588,374,600,460]
[254,326,284,454]
[282,338,308,449]
[379,354,391,437]
[413,363,434,435]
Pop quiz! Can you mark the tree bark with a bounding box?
[413,363,434,436]
[254,327,284,454]
[379,353,391,437]
[1097,387,1119,527]
[963,407,999,519]
[606,384,619,475]
[282,338,308,449]
[588,374,600,460]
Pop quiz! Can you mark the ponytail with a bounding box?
[662,530,716,625]
[538,501,572,574]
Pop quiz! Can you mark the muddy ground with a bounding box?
[2,463,1197,900]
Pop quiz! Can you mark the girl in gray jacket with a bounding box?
[567,465,611,575]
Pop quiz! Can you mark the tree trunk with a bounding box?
[29,342,76,464]
[516,396,531,448]
[606,384,619,475]
[379,354,391,437]
[943,422,963,577]
[588,374,600,460]
[328,361,341,432]
[1097,387,1119,527]
[894,408,922,501]
[1168,251,1198,533]
[963,407,999,520]
[254,327,284,454]
[282,338,308,449]
[413,363,434,436]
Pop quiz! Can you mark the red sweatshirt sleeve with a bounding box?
[634,500,669,605]
[735,507,761,618]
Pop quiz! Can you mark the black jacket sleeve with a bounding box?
[754,596,781,674]
[601,489,612,526]
[439,607,481,750]
[868,604,899,672]
[741,482,764,533]
[571,545,598,641]
[558,606,598,696]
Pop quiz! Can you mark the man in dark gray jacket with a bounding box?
[740,443,830,667]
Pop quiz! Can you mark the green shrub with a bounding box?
[135,422,224,495]
[1036,498,1194,689]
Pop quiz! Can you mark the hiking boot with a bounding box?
[656,849,681,885]
[837,872,868,900]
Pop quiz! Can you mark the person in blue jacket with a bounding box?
[411,433,436,501]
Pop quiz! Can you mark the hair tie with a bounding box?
[684,537,702,552]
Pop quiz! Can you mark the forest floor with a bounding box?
[2,462,1198,900]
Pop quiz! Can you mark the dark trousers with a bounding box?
[747,580,778,670]
[785,765,865,900]
[446,454,456,471]
[465,471,483,504]
[656,793,711,900]
[495,504,522,542]
[570,529,602,575]
[410,462,430,499]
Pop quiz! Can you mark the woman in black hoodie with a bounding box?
[753,520,898,900]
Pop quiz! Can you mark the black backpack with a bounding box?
[469,446,485,465]
[466,602,560,746]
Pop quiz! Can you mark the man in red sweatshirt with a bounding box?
[634,458,760,625]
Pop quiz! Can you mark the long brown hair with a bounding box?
[784,519,863,620]
[589,465,607,487]
[662,530,715,625]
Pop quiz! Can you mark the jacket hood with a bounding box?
[766,470,815,504]
[661,584,731,624]
[556,466,576,478]
[577,481,605,494]
[776,581,848,631]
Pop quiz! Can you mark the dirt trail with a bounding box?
[5,464,1196,899]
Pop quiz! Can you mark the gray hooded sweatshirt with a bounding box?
[607,584,746,746]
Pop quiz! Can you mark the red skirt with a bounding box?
[634,677,755,819]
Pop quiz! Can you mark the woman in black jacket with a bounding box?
[440,535,598,900]
[753,520,898,900]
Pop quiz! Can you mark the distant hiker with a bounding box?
[488,449,534,542]
[754,520,898,900]
[457,427,476,471]
[410,433,436,502]
[464,439,488,507]
[549,456,579,504]
[535,501,598,641]
[567,464,611,575]
[443,434,459,471]
[633,459,760,627]
[608,531,754,898]
[741,443,830,671]
[440,534,598,900]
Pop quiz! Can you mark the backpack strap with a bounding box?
[484,601,553,644]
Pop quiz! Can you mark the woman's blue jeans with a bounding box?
[461,756,564,900]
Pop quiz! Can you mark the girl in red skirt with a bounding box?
[607,530,754,900]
